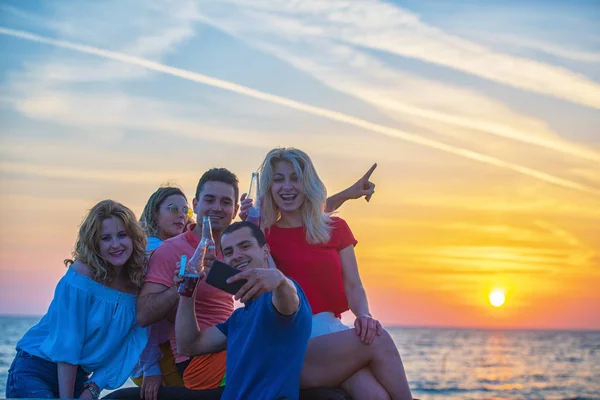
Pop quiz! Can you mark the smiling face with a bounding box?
[221,226,269,271]
[270,161,306,214]
[156,194,188,239]
[193,181,239,233]
[98,216,133,268]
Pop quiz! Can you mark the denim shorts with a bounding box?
[5,349,89,398]
[310,312,351,339]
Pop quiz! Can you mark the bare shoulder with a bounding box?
[70,260,93,278]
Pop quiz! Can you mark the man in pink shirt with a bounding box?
[137,168,240,388]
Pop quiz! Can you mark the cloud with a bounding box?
[3,1,198,83]
[222,36,600,164]
[389,192,600,218]
[198,0,600,109]
[472,33,600,64]
[0,4,73,34]
[0,160,197,184]
[2,27,599,198]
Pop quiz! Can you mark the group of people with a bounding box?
[5,147,414,400]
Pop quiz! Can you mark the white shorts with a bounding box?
[311,312,351,339]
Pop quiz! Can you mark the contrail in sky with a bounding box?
[1,27,599,197]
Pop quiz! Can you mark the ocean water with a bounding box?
[1,315,598,399]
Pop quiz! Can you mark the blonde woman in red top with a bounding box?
[242,148,413,400]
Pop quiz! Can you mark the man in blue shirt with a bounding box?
[175,221,312,400]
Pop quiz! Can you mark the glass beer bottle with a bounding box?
[178,215,214,297]
[246,172,261,227]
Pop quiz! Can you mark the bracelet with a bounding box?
[84,382,101,399]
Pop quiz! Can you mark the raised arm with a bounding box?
[339,245,382,345]
[272,276,300,316]
[228,268,299,315]
[174,271,227,356]
[325,163,377,212]
[175,296,227,356]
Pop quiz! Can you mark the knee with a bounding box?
[373,329,401,357]
[374,328,395,350]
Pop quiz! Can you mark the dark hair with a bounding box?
[221,221,266,247]
[195,168,239,205]
[139,187,187,238]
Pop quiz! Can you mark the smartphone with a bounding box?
[206,260,247,295]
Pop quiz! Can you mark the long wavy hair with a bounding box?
[259,147,332,244]
[65,200,147,288]
[139,186,187,239]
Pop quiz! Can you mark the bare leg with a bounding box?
[300,328,412,400]
[341,367,390,400]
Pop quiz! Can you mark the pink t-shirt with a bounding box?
[145,224,234,363]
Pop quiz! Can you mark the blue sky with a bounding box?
[0,0,599,328]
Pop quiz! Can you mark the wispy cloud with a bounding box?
[3,1,199,83]
[198,0,600,109]
[224,37,600,164]
[387,191,600,218]
[2,27,599,198]
[472,33,600,64]
[0,4,75,34]
[0,160,198,185]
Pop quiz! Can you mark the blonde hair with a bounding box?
[259,147,332,244]
[65,200,147,288]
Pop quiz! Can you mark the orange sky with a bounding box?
[1,155,598,330]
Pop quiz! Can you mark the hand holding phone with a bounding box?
[226,267,286,303]
[205,260,247,295]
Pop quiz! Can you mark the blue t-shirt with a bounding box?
[216,280,312,400]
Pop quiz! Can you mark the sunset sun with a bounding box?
[489,290,506,307]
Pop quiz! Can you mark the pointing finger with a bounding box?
[360,163,377,182]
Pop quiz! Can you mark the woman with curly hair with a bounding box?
[5,200,149,399]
